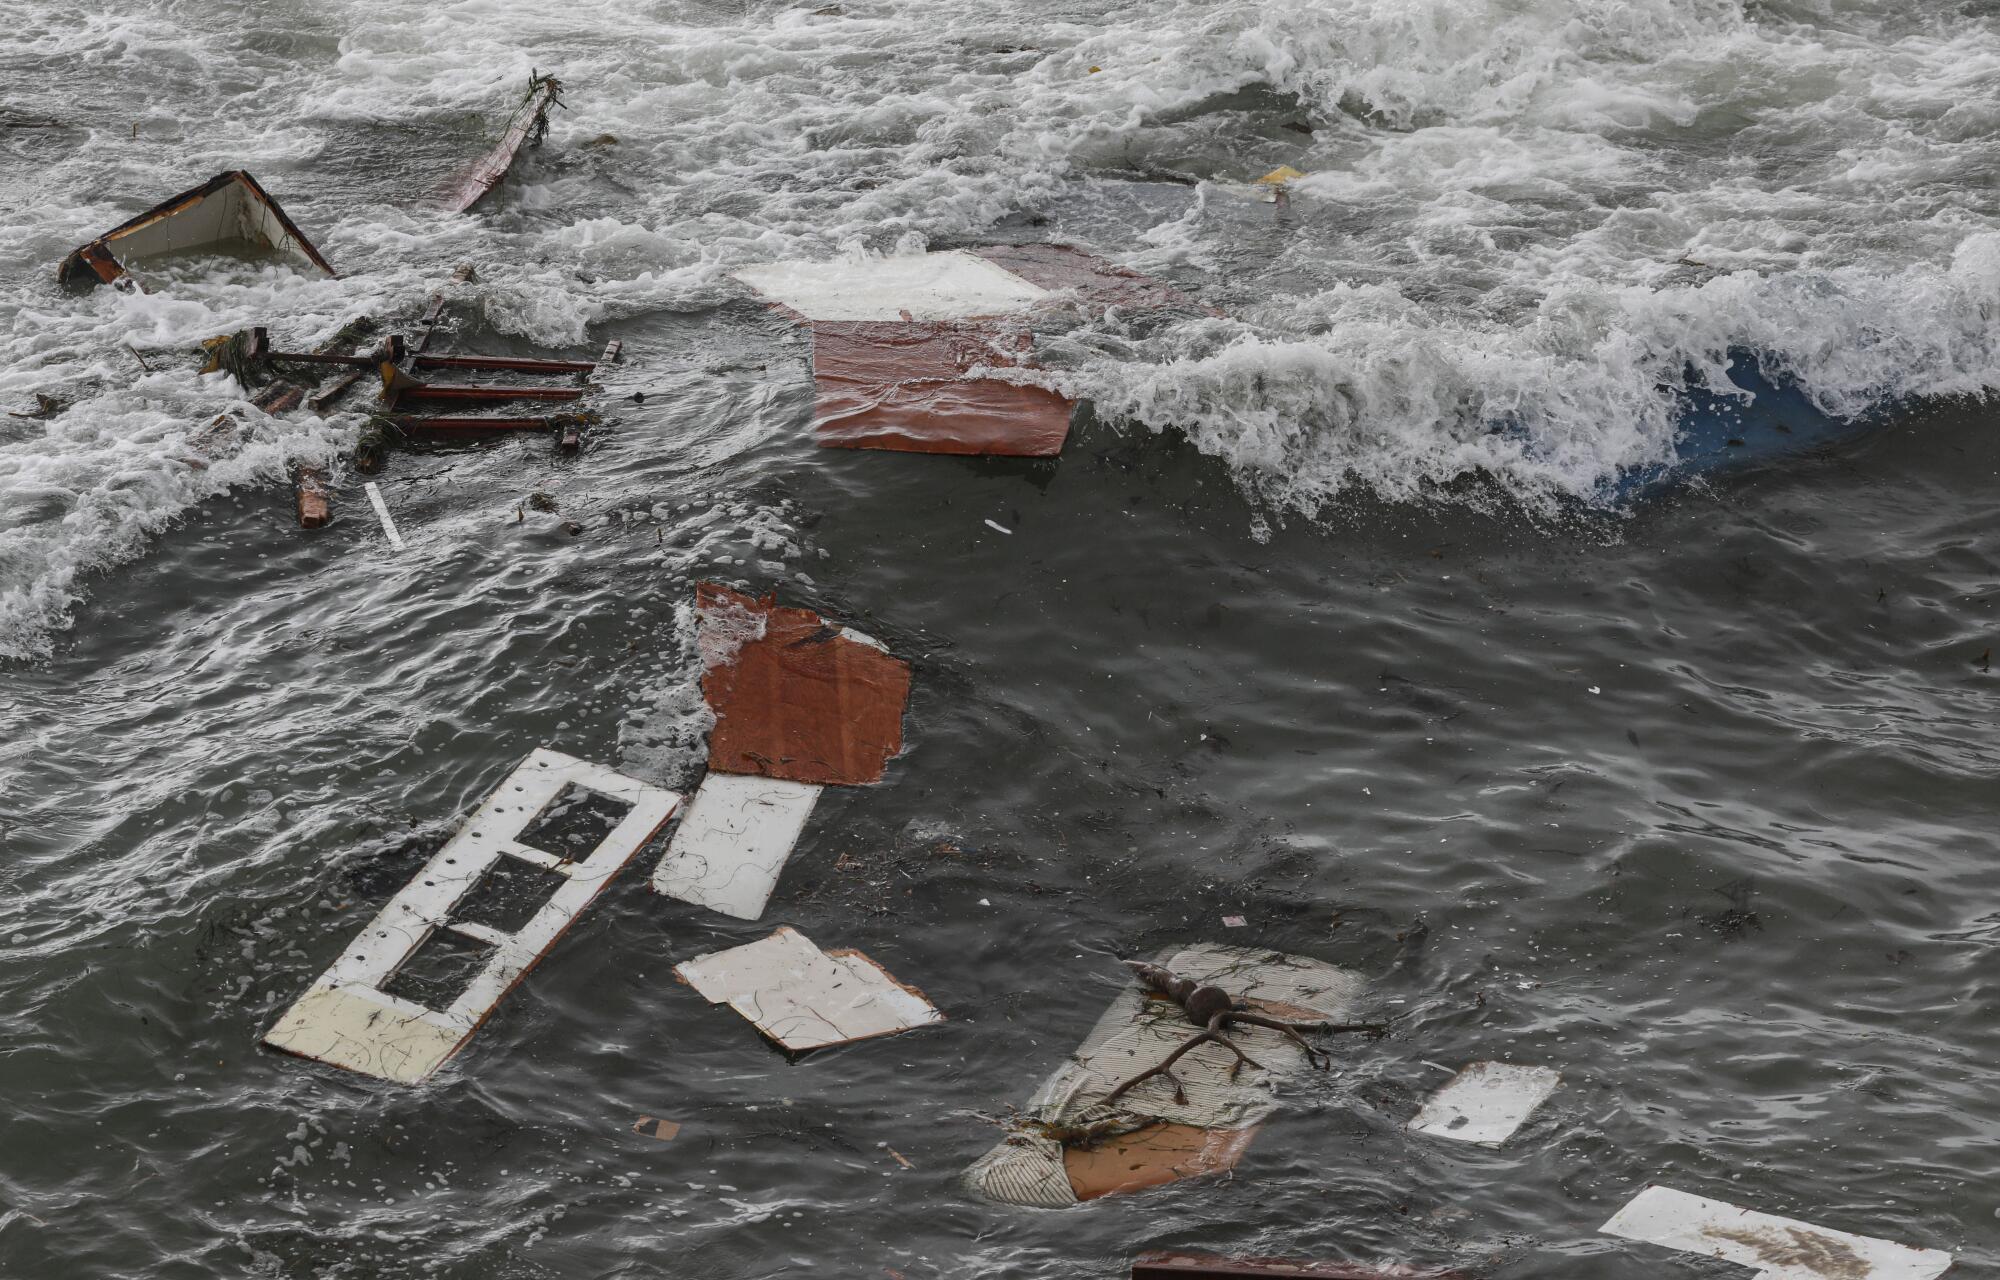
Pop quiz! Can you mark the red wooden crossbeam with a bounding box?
[413,354,594,375]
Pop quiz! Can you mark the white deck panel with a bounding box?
[1600,1186,1953,1280]
[264,748,680,1084]
[674,926,940,1051]
[651,772,821,920]
[363,481,405,550]
[1408,1061,1561,1146]
[963,943,1366,1207]
[731,250,1048,321]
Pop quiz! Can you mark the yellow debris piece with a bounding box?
[1256,165,1306,185]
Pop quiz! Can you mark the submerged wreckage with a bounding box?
[60,170,335,291]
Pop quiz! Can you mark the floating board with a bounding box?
[1407,1061,1560,1146]
[263,749,680,1084]
[695,583,911,787]
[964,944,1366,1208]
[732,250,1049,322]
[1599,1185,1953,1280]
[673,925,941,1052]
[651,772,822,920]
[810,320,1074,456]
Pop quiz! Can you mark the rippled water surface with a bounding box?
[2,0,1997,1275]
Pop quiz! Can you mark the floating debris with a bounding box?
[443,71,565,214]
[632,1116,682,1141]
[653,584,911,919]
[1600,1185,1952,1280]
[733,246,1199,457]
[7,393,66,420]
[59,170,335,290]
[965,944,1369,1207]
[690,583,910,787]
[362,481,405,550]
[652,773,823,920]
[1407,1061,1560,1146]
[262,749,680,1084]
[673,925,941,1052]
[294,466,332,529]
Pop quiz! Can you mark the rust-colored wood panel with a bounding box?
[1062,1122,1257,1201]
[698,583,911,786]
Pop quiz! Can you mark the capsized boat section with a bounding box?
[58,170,335,290]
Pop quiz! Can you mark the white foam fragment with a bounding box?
[363,481,404,550]
[651,772,822,920]
[1600,1186,1953,1280]
[263,749,680,1084]
[1408,1061,1561,1146]
[674,926,940,1051]
[731,251,1048,321]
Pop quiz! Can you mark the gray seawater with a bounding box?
[2,0,1997,1276]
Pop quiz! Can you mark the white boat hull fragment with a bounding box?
[731,250,1049,322]
[673,925,940,1052]
[651,772,821,920]
[1600,1185,1953,1279]
[1408,1061,1560,1146]
[263,748,680,1084]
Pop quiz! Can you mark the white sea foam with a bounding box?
[2,0,1997,654]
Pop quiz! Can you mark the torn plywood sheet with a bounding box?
[58,171,335,290]
[811,320,1074,456]
[1408,1061,1560,1146]
[443,71,564,213]
[673,925,941,1052]
[971,243,1202,313]
[732,250,1049,322]
[696,583,910,787]
[651,772,822,920]
[1599,1186,1953,1280]
[964,944,1366,1207]
[263,748,679,1084]
[1132,1253,1462,1279]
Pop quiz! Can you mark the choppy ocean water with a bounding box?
[1,0,1996,1275]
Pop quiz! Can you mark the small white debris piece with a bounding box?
[983,519,1012,535]
[1408,1061,1560,1145]
[1600,1185,1953,1280]
[731,250,1048,322]
[363,481,405,550]
[263,749,680,1084]
[1221,915,1248,928]
[674,926,941,1052]
[651,773,822,920]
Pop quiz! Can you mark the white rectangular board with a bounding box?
[732,250,1048,321]
[1600,1185,1953,1280]
[1408,1061,1561,1146]
[651,772,821,920]
[674,925,940,1051]
[263,748,680,1084]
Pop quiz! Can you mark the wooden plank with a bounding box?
[442,73,564,214]
[262,748,680,1084]
[362,481,405,551]
[413,355,594,375]
[1133,1253,1461,1279]
[810,320,1073,457]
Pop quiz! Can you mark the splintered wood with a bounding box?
[673,926,941,1052]
[692,583,910,787]
[444,73,564,213]
[263,749,680,1084]
[1600,1186,1953,1280]
[964,944,1366,1207]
